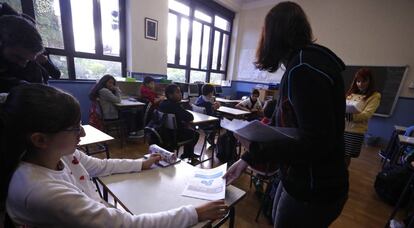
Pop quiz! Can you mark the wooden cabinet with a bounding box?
[258,89,279,102]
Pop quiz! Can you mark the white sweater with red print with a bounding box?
[6,149,198,228]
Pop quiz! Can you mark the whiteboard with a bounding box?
[237,49,285,83]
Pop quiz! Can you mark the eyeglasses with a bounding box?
[63,122,83,135]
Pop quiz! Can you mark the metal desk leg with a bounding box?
[229,207,235,228]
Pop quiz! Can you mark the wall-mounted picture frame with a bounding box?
[145,17,158,40]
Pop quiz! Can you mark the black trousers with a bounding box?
[177,128,200,158]
[272,184,347,228]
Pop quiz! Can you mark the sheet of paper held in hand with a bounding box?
[182,163,227,201]
[220,117,250,131]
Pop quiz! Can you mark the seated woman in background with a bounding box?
[140,76,164,107]
[2,84,227,227]
[344,68,381,166]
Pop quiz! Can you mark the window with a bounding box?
[167,0,234,84]
[14,0,126,80]
[2,0,22,13]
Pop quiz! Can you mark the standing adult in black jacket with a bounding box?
[223,2,348,227]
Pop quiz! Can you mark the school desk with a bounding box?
[79,125,114,158]
[97,162,246,228]
[217,106,250,119]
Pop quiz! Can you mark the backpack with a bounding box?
[374,165,413,206]
[216,131,238,164]
[88,101,103,130]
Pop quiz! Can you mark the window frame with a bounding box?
[167,0,234,84]
[17,0,126,80]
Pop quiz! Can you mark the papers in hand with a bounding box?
[220,118,250,131]
[182,163,227,201]
[225,119,299,143]
[345,100,363,113]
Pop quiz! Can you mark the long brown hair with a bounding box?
[345,68,377,100]
[255,1,314,72]
[89,74,116,101]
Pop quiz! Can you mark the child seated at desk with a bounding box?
[1,84,227,227]
[235,89,262,112]
[140,76,164,106]
[195,84,221,116]
[89,75,139,136]
[159,84,200,159]
[89,74,121,120]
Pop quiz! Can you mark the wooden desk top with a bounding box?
[98,162,245,226]
[79,125,114,146]
[188,110,219,124]
[398,135,414,146]
[215,97,242,104]
[217,106,250,116]
[115,98,145,107]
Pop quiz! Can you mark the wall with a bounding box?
[229,0,414,143]
[233,0,414,98]
[126,0,168,76]
[49,80,95,124]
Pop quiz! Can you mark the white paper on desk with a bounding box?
[220,118,250,132]
[182,163,227,201]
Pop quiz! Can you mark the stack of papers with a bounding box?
[182,164,227,201]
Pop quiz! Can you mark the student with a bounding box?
[140,76,164,106]
[344,68,381,166]
[194,84,220,147]
[195,84,220,116]
[159,84,200,159]
[89,75,139,136]
[224,2,348,227]
[89,74,122,120]
[1,84,227,227]
[0,15,44,92]
[235,89,262,112]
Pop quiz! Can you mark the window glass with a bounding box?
[33,0,64,49]
[71,0,95,53]
[190,70,206,83]
[167,13,177,64]
[168,0,190,16]
[167,67,186,83]
[190,21,202,68]
[74,58,121,79]
[49,55,68,79]
[194,10,211,23]
[214,15,230,31]
[200,25,210,69]
[179,18,189,65]
[101,0,120,56]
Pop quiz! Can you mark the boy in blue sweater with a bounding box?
[195,84,220,116]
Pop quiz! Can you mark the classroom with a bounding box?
[1,0,414,227]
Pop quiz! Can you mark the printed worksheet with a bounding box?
[182,163,227,201]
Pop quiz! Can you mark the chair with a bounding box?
[246,162,279,222]
[149,110,194,159]
[96,99,127,147]
[191,104,217,166]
